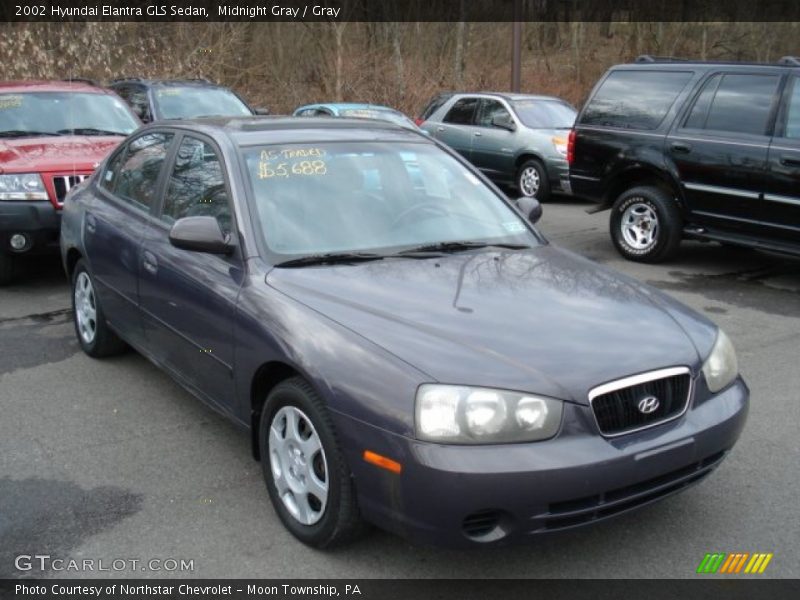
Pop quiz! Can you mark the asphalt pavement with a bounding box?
[1,197,798,579]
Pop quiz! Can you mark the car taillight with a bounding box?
[567,129,576,165]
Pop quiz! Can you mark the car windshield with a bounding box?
[512,100,576,129]
[243,142,540,259]
[0,92,139,137]
[154,86,253,119]
[339,108,416,129]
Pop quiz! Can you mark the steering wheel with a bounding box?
[390,202,449,229]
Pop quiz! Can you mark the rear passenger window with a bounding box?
[580,70,693,130]
[781,77,800,138]
[444,98,479,125]
[113,132,173,211]
[684,74,722,130]
[700,74,780,136]
[162,136,231,235]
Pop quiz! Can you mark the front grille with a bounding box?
[542,450,727,531]
[589,367,692,436]
[52,174,88,205]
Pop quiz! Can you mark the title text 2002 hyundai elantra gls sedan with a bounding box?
[60,117,748,548]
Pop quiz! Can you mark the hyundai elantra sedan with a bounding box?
[60,117,748,548]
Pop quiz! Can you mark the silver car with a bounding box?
[419,92,576,201]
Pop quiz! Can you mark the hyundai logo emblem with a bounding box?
[637,395,660,414]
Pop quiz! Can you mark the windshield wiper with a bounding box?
[57,128,128,136]
[274,252,386,268]
[397,241,532,255]
[0,130,62,138]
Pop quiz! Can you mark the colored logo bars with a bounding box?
[696,552,773,574]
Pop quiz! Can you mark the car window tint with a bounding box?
[421,93,452,120]
[443,98,478,125]
[162,136,231,235]
[702,74,780,136]
[580,70,693,130]
[782,77,800,138]
[683,74,722,130]
[475,99,511,127]
[113,132,173,211]
[100,148,128,194]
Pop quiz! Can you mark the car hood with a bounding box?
[0,136,123,173]
[267,246,707,405]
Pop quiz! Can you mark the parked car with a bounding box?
[61,116,747,548]
[108,78,268,123]
[293,102,421,131]
[0,80,139,285]
[419,92,577,201]
[569,55,800,262]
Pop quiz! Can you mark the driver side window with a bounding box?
[161,136,232,235]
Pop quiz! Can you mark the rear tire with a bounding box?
[259,376,365,548]
[516,159,551,202]
[610,186,682,263]
[0,254,13,286]
[71,260,127,357]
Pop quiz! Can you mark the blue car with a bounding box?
[60,117,748,548]
[293,102,422,132]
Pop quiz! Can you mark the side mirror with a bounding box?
[491,115,516,131]
[515,196,542,224]
[254,107,270,115]
[169,216,233,254]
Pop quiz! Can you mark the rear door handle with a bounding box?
[474,131,482,137]
[436,126,445,132]
[142,250,158,275]
[85,214,97,234]
[779,155,800,167]
[670,142,692,154]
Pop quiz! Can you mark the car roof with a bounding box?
[613,56,800,73]
[297,103,401,113]
[141,116,431,145]
[450,91,568,103]
[109,78,224,88]
[0,80,111,94]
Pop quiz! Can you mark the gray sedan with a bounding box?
[420,92,576,201]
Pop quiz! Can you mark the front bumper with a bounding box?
[544,157,571,194]
[335,376,748,547]
[0,200,60,256]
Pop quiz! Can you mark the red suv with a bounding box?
[0,81,139,284]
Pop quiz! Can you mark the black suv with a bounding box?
[569,55,800,262]
[108,78,267,123]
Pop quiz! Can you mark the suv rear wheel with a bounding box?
[610,186,682,263]
[0,254,13,286]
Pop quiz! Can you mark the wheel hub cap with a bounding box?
[268,406,328,525]
[621,201,659,250]
[74,272,97,344]
[520,166,540,197]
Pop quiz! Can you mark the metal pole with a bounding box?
[511,0,522,92]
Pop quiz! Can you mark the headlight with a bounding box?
[552,136,568,157]
[415,384,563,444]
[702,329,739,393]
[0,173,48,201]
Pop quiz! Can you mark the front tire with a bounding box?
[610,186,682,263]
[0,254,13,286]
[71,260,127,357]
[516,159,551,202]
[259,377,364,548]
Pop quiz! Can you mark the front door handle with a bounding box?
[85,214,97,234]
[779,155,800,167]
[474,131,482,137]
[670,142,692,154]
[142,250,158,276]
[436,126,445,132]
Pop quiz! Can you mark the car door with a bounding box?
[138,133,244,412]
[85,131,174,348]
[667,71,782,235]
[432,97,479,160]
[470,98,517,180]
[764,74,800,245]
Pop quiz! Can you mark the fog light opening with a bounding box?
[9,233,29,252]
[461,509,513,542]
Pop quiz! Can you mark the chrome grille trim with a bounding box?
[588,366,693,438]
[52,174,89,205]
